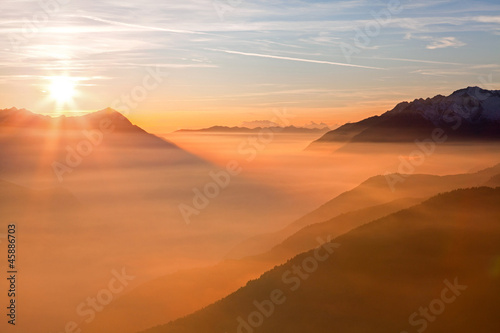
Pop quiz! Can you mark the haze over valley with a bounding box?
[1,1,499,332]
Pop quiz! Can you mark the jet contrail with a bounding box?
[208,49,384,70]
[361,56,463,66]
[75,15,222,37]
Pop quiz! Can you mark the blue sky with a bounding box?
[0,0,499,130]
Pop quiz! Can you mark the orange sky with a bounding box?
[1,0,499,133]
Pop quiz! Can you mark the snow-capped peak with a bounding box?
[391,87,500,125]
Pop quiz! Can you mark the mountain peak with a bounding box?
[388,86,500,124]
[0,107,136,131]
[451,86,498,98]
[310,87,500,147]
[96,107,123,116]
[88,107,130,122]
[83,108,134,129]
[0,107,32,116]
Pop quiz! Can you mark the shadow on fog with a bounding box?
[2,119,500,333]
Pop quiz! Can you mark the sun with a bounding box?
[49,76,76,104]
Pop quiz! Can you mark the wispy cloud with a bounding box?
[0,0,498,116]
[405,33,466,50]
[473,15,500,24]
[426,37,466,49]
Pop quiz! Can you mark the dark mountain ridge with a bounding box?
[140,186,500,333]
[310,87,500,147]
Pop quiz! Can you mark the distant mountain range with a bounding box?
[240,120,331,129]
[309,87,500,149]
[176,125,331,134]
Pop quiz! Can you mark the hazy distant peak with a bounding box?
[303,121,331,130]
[176,125,331,134]
[240,119,331,130]
[0,107,138,130]
[0,107,50,127]
[95,107,124,116]
[85,108,133,126]
[0,107,33,116]
[240,120,281,128]
[95,107,117,114]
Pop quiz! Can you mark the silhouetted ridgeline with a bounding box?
[309,87,500,149]
[140,187,500,333]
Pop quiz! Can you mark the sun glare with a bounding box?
[49,76,76,104]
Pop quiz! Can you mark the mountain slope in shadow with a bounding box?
[0,178,83,227]
[0,107,296,230]
[227,163,500,259]
[0,108,314,333]
[0,107,205,185]
[141,187,500,333]
[83,197,420,333]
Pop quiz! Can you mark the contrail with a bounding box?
[208,49,384,70]
[360,56,463,66]
[75,15,223,37]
